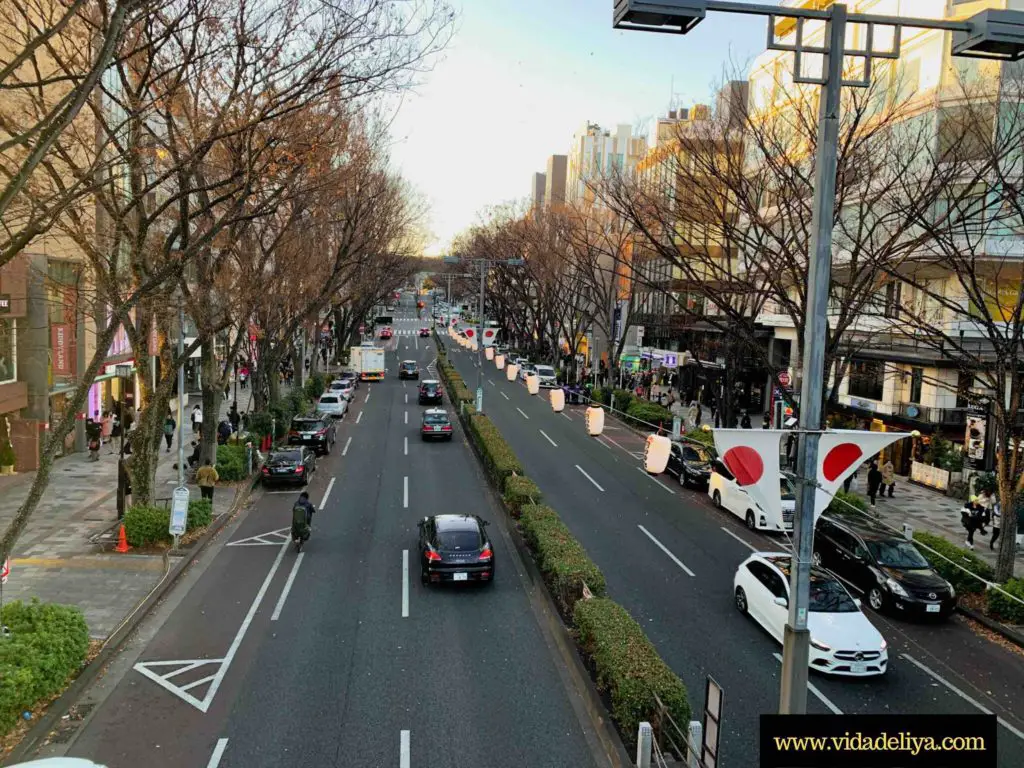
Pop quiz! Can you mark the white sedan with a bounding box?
[708,458,794,532]
[733,552,888,677]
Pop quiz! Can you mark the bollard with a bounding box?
[902,522,914,541]
[687,721,703,768]
[636,721,653,768]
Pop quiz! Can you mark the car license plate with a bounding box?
[926,603,941,613]
[850,662,866,674]
[453,572,468,582]
[302,433,314,438]
[433,426,442,431]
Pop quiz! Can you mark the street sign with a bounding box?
[115,364,133,379]
[1,557,9,584]
[169,486,190,536]
[777,371,791,387]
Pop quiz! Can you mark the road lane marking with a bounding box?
[402,550,410,618]
[365,390,371,403]
[320,477,335,509]
[403,476,409,508]
[404,436,408,456]
[405,392,408,404]
[415,335,419,350]
[561,412,573,421]
[271,553,304,621]
[207,738,229,768]
[638,525,695,577]
[356,411,363,424]
[404,411,408,424]
[501,391,509,400]
[575,464,605,492]
[516,407,530,420]
[539,429,558,447]
[720,526,757,552]
[342,436,352,456]
[488,378,495,386]
[901,653,1024,741]
[636,467,675,494]
[401,730,410,768]
[772,653,842,714]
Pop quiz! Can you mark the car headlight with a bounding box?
[885,577,909,598]
[880,639,887,651]
[947,581,956,599]
[810,638,832,652]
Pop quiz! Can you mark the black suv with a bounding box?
[287,416,337,456]
[666,441,713,488]
[814,508,956,619]
[418,379,443,405]
[399,360,419,380]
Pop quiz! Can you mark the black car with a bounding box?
[288,416,337,455]
[418,514,494,585]
[399,360,419,380]
[337,370,359,390]
[814,508,956,618]
[261,447,316,486]
[421,408,453,441]
[666,441,713,488]
[418,379,443,405]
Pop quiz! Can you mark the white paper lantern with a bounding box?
[495,354,505,369]
[526,374,539,395]
[506,364,519,382]
[586,405,604,436]
[644,434,672,474]
[485,347,494,360]
[549,388,565,412]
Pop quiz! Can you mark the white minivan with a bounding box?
[707,458,795,533]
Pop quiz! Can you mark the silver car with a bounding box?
[534,364,558,388]
[316,392,349,419]
[329,379,355,401]
[519,363,537,381]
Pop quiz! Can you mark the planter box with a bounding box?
[910,460,950,492]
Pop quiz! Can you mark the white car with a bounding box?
[733,552,888,677]
[316,393,349,419]
[329,379,355,401]
[707,458,795,532]
[519,363,537,381]
[534,364,558,388]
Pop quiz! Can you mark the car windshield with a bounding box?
[272,450,301,462]
[536,366,555,376]
[293,419,321,429]
[319,396,338,404]
[424,413,449,424]
[682,445,711,462]
[436,528,482,550]
[866,539,931,569]
[809,577,859,613]
[402,362,416,369]
[780,478,795,501]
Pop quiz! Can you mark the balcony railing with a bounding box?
[898,403,968,426]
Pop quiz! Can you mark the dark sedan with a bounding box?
[398,360,419,379]
[287,416,336,455]
[666,441,713,488]
[418,514,494,585]
[418,379,443,405]
[419,327,430,337]
[261,447,315,486]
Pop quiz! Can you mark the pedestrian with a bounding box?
[163,413,176,452]
[881,459,896,497]
[192,404,203,434]
[229,402,241,433]
[962,498,987,549]
[101,410,113,445]
[217,419,232,445]
[762,412,771,429]
[867,461,883,507]
[990,500,1002,550]
[239,367,248,390]
[740,410,752,429]
[687,400,700,429]
[843,467,858,493]
[196,458,219,501]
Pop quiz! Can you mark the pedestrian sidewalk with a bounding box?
[0,393,246,639]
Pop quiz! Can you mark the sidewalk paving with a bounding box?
[0,392,252,639]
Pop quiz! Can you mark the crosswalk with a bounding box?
[378,328,429,337]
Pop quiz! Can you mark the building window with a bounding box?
[884,281,902,319]
[0,319,16,384]
[909,367,923,404]
[848,359,884,401]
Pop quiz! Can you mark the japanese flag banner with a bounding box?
[814,430,907,521]
[1,557,9,585]
[711,429,788,531]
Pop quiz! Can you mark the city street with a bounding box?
[50,302,601,768]
[445,340,1024,767]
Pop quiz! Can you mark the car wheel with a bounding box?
[745,511,756,531]
[868,586,886,612]
[712,490,722,508]
[679,471,688,488]
[811,550,822,567]
[735,586,748,615]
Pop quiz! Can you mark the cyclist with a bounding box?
[291,491,315,544]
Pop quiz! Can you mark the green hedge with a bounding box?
[503,475,542,518]
[520,503,606,614]
[0,599,89,734]
[124,497,216,547]
[467,413,522,489]
[986,578,1024,625]
[685,428,714,447]
[827,490,868,513]
[612,389,635,412]
[913,531,994,595]
[626,400,672,430]
[188,498,213,529]
[216,444,248,481]
[574,598,690,748]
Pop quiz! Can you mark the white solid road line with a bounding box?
[271,552,304,621]
[320,477,335,509]
[365,390,371,403]
[207,738,229,768]
[637,525,695,577]
[575,464,605,492]
[501,391,509,400]
[636,467,674,494]
[772,653,842,714]
[356,411,363,424]
[400,730,410,768]
[516,407,530,420]
[402,549,410,618]
[488,378,495,386]
[720,526,757,552]
[901,653,1024,741]
[342,436,352,456]
[403,476,409,508]
[539,429,558,447]
[404,436,408,456]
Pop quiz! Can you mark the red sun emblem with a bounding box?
[722,446,764,486]
[822,443,863,482]
[464,328,475,338]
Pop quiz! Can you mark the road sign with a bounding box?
[169,486,190,537]
[777,371,791,387]
[1,557,9,584]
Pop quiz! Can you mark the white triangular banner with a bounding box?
[712,429,787,531]
[814,430,907,521]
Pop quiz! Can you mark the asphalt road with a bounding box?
[60,298,600,768]
[445,339,1024,767]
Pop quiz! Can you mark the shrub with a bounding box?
[0,599,89,734]
[245,411,274,438]
[188,498,213,529]
[468,414,522,489]
[827,490,868,513]
[574,598,690,747]
[285,388,310,419]
[216,444,248,481]
[503,475,542,517]
[987,578,1024,624]
[685,428,714,447]
[304,373,327,402]
[611,389,635,412]
[913,531,994,594]
[520,503,606,614]
[626,400,672,430]
[590,387,610,406]
[124,504,171,547]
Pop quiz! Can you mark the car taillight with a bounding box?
[295,465,304,473]
[426,550,442,562]
[441,425,452,431]
[479,548,493,561]
[317,429,327,436]
[261,466,269,474]
[289,429,299,436]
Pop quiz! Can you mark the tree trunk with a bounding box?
[200,341,220,465]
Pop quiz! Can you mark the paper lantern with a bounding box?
[645,434,672,474]
[495,354,505,369]
[485,347,494,360]
[585,405,604,436]
[526,374,539,395]
[550,388,565,412]
[506,364,519,382]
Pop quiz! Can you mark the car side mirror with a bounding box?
[773,596,788,608]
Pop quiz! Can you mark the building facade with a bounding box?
[545,154,568,208]
[566,123,647,208]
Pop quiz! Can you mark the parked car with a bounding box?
[315,393,348,420]
[418,514,494,585]
[261,447,316,486]
[814,509,956,618]
[337,370,359,390]
[288,415,337,455]
[733,552,888,677]
[421,408,453,441]
[534,364,558,388]
[708,458,794,532]
[418,379,444,405]
[518,363,537,381]
[666,441,713,488]
[329,378,355,401]
[398,360,419,380]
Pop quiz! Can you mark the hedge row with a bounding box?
[467,413,522,489]
[520,503,606,614]
[912,531,995,595]
[124,498,215,547]
[503,475,542,517]
[575,598,691,748]
[987,577,1024,625]
[626,400,673,431]
[0,599,89,735]
[216,443,249,481]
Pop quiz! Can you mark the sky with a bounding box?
[387,0,772,256]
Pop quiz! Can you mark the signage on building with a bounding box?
[0,294,10,313]
[148,318,159,355]
[51,323,71,375]
[965,403,989,470]
[777,371,790,387]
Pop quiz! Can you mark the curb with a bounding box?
[957,604,1024,650]
[4,476,260,766]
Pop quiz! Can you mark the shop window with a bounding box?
[909,367,923,405]
[0,319,15,384]
[848,359,884,401]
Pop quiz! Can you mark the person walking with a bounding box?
[163,413,176,452]
[229,402,241,434]
[101,410,113,445]
[867,461,883,507]
[881,459,896,498]
[196,459,219,501]
[990,500,1002,550]
[191,404,203,434]
[740,410,752,429]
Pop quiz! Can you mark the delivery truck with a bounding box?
[350,344,385,381]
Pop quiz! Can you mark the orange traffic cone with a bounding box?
[114,523,130,553]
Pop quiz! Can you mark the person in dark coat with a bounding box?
[866,462,883,507]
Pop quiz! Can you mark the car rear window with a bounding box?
[274,450,301,462]
[536,366,555,376]
[319,396,339,404]
[424,413,449,424]
[436,529,482,550]
[421,382,438,391]
[293,419,322,429]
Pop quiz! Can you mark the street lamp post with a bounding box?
[614,0,1024,715]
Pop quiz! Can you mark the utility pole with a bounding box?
[177,294,185,491]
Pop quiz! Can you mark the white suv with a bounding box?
[707,458,795,532]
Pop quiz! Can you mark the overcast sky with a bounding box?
[387,0,770,255]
